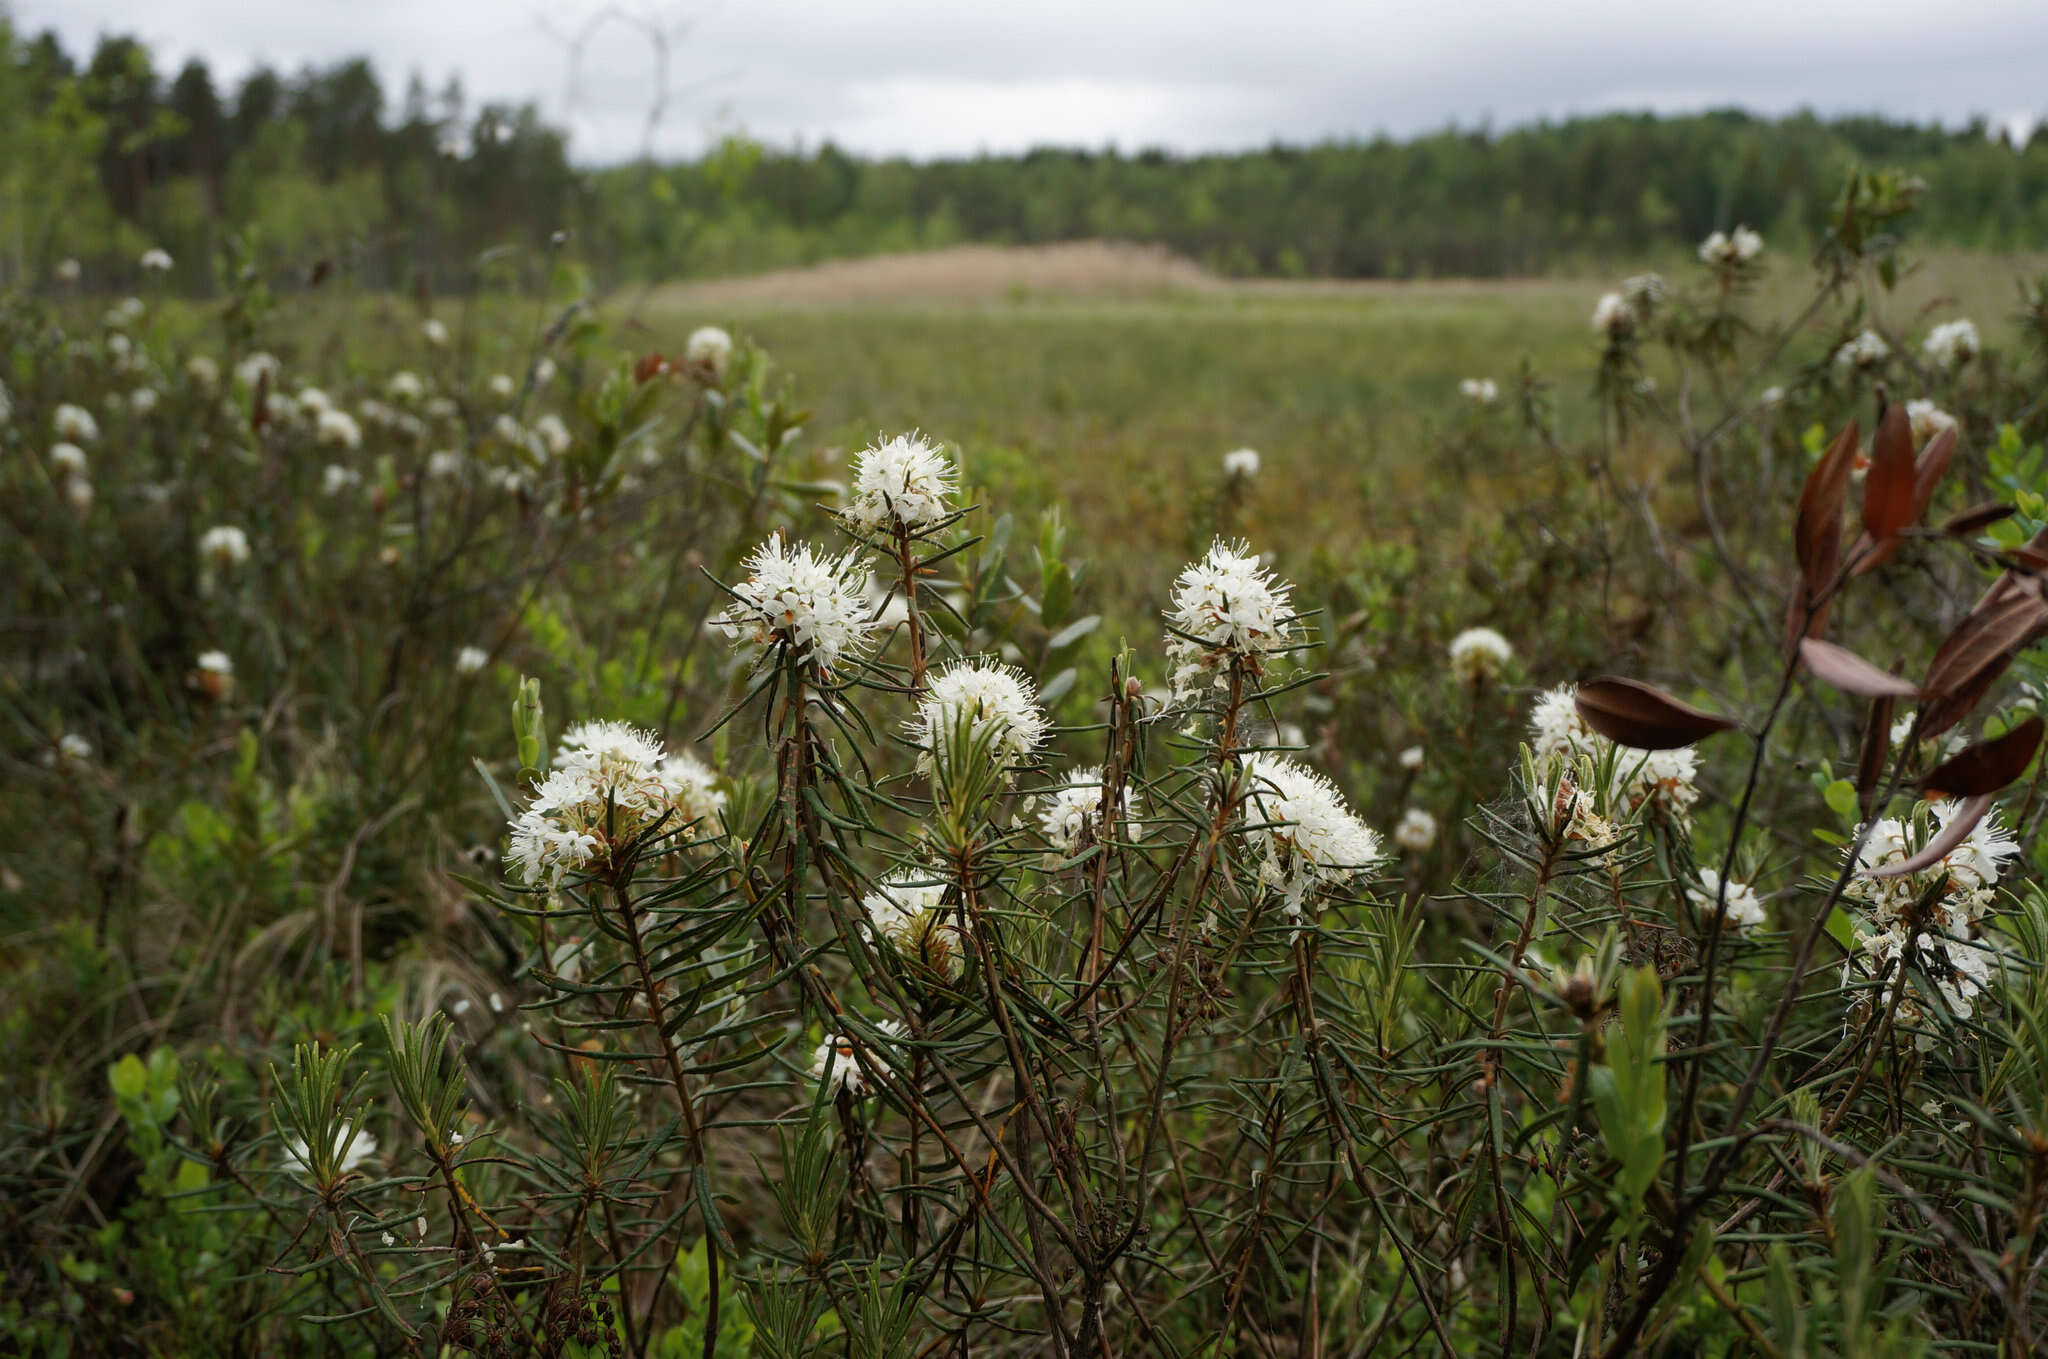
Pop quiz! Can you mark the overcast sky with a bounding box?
[20,1,2048,163]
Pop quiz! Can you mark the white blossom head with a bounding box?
[193,649,235,699]
[862,870,961,979]
[1689,869,1765,931]
[1906,399,1957,449]
[388,371,425,402]
[487,374,515,400]
[1036,766,1141,856]
[1921,319,1979,370]
[658,750,728,836]
[685,326,733,377]
[909,659,1048,775]
[1458,378,1498,404]
[845,432,958,535]
[715,532,877,674]
[427,450,465,480]
[200,525,251,570]
[1222,447,1261,479]
[1393,807,1438,855]
[1164,540,1298,701]
[1847,800,2020,934]
[1591,292,1634,339]
[140,247,173,272]
[1834,330,1890,371]
[455,645,490,675]
[65,477,93,512]
[422,318,449,348]
[281,1121,376,1182]
[1528,684,1699,822]
[236,352,281,388]
[322,464,362,497]
[54,403,99,444]
[187,355,220,389]
[534,414,572,457]
[130,387,159,415]
[509,721,695,884]
[1448,627,1513,685]
[51,443,89,478]
[1240,756,1383,917]
[1760,385,1785,408]
[1399,745,1425,771]
[1698,226,1762,268]
[56,257,81,282]
[296,387,332,415]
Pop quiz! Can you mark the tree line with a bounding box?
[6,22,2045,293]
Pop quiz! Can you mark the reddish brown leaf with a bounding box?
[1923,715,2045,798]
[1866,794,1994,880]
[1799,638,1919,699]
[1855,697,1895,818]
[1795,421,1859,582]
[1575,678,1740,750]
[633,352,671,384]
[1940,502,2018,537]
[1911,426,1958,518]
[1861,403,1918,541]
[1920,565,2048,737]
[250,369,270,436]
[1788,421,1860,647]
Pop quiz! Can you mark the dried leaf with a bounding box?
[1867,794,1992,880]
[1919,576,2048,737]
[1940,502,2017,537]
[1799,638,1919,699]
[1575,678,1740,750]
[1923,716,2045,798]
[1788,421,1859,644]
[1860,403,1917,540]
[1855,697,1894,819]
[1911,426,1958,518]
[1796,421,1859,582]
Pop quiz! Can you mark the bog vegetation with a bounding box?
[8,31,2048,1359]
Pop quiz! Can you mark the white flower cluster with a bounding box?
[322,464,362,497]
[1906,399,1957,448]
[1459,378,1498,404]
[861,870,961,979]
[845,432,959,534]
[1921,319,1979,370]
[810,1019,904,1097]
[909,659,1048,774]
[506,721,723,884]
[1842,800,2020,1048]
[282,1121,377,1180]
[1528,684,1700,821]
[1240,756,1383,918]
[1687,869,1766,932]
[236,353,281,388]
[1164,540,1298,702]
[1448,626,1513,685]
[1834,330,1890,371]
[455,645,490,675]
[685,326,733,377]
[1036,766,1140,856]
[1221,447,1261,478]
[1697,226,1763,268]
[1393,807,1438,854]
[1591,292,1634,339]
[55,403,99,443]
[1621,273,1667,314]
[140,247,174,272]
[200,525,251,569]
[716,532,878,673]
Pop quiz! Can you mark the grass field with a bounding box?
[624,242,2042,609]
